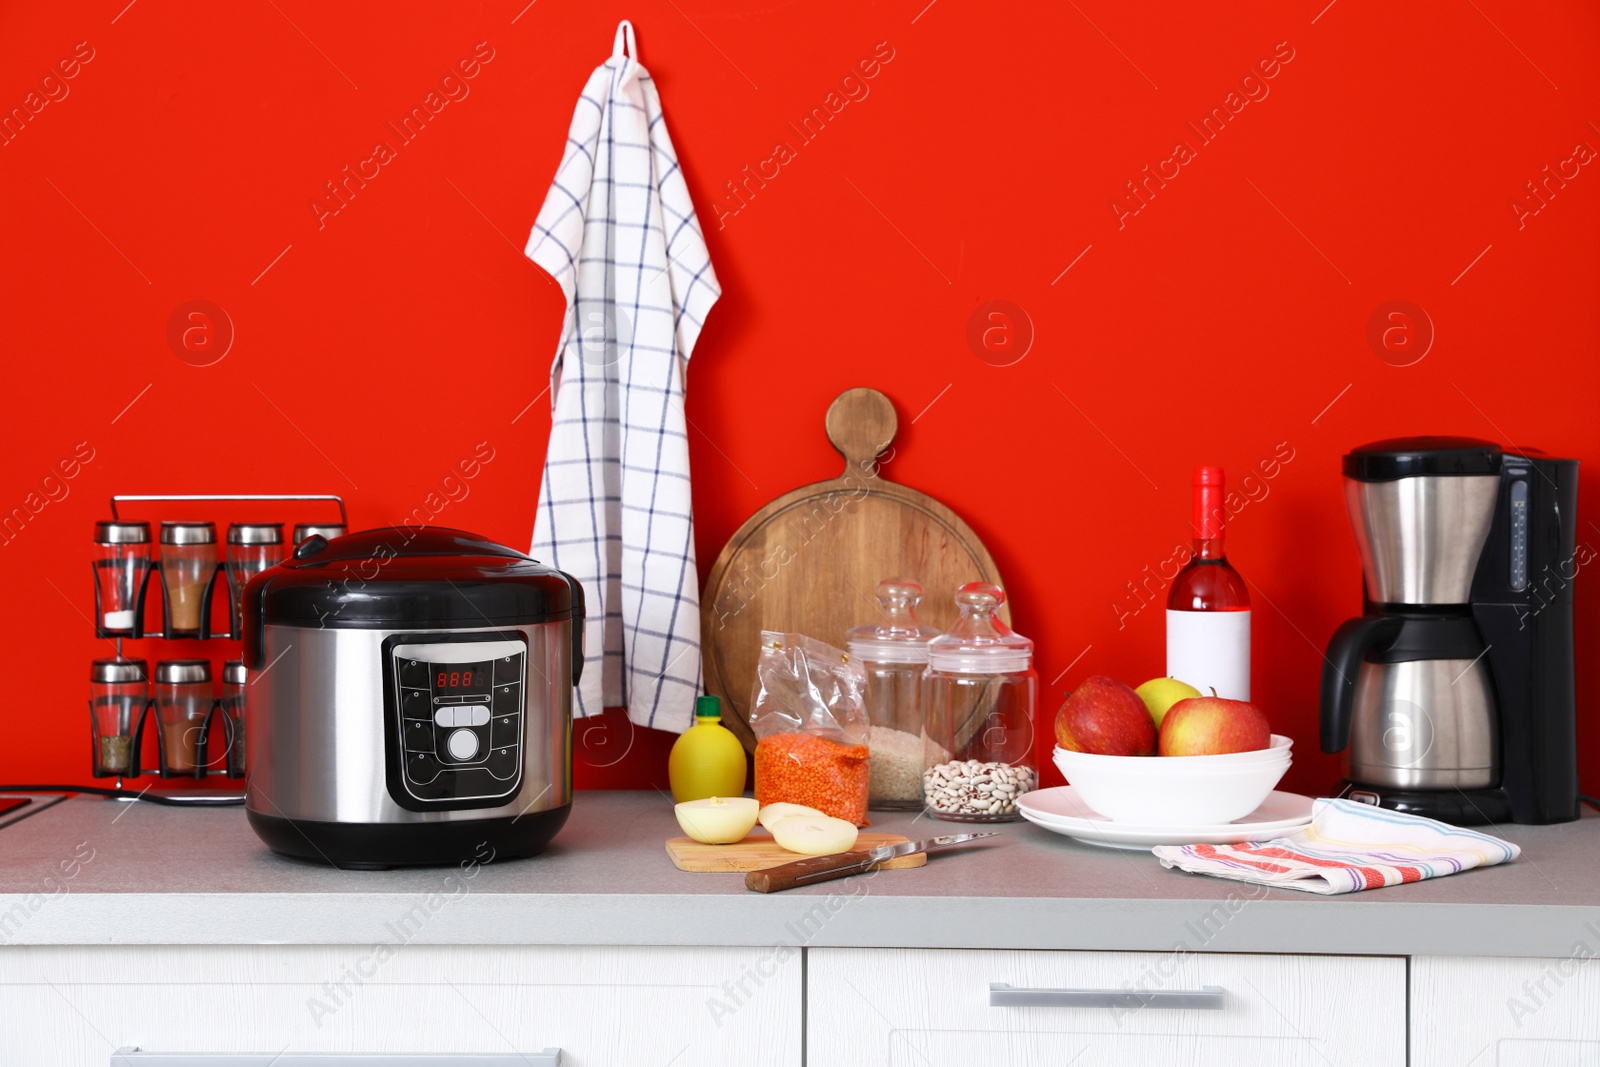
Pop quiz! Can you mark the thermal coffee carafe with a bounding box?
[1321,437,1580,825]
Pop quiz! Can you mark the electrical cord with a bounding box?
[0,785,245,807]
[1580,794,1600,813]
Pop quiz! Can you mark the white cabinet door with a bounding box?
[1413,955,1600,1066]
[0,944,800,1067]
[809,947,1405,1067]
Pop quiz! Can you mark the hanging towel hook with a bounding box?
[613,20,637,60]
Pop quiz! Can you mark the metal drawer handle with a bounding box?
[112,1052,561,1066]
[988,982,1225,1010]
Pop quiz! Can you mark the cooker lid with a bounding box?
[244,527,580,629]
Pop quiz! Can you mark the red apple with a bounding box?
[1055,676,1158,756]
[1158,696,1270,756]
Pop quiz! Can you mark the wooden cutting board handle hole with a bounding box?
[825,387,898,474]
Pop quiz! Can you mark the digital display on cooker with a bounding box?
[432,662,491,694]
[389,638,527,809]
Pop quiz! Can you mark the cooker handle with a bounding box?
[240,575,270,669]
[561,571,586,687]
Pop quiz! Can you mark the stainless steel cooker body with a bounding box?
[247,620,572,827]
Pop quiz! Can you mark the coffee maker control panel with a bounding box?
[386,637,526,808]
[1507,474,1529,591]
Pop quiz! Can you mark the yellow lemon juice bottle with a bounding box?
[668,695,748,802]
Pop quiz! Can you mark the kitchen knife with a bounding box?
[744,833,997,893]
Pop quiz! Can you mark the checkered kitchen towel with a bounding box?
[1152,798,1521,894]
[526,20,720,730]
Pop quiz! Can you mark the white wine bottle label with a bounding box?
[1166,609,1251,701]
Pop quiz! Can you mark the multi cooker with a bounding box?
[240,527,582,868]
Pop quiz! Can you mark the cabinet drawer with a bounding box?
[1413,955,1600,1066]
[809,947,1404,1067]
[0,944,800,1067]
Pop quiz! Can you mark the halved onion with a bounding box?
[770,814,859,856]
[675,796,759,844]
[758,801,824,832]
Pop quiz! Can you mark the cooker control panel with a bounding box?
[387,637,526,807]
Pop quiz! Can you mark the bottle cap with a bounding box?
[228,523,284,545]
[695,694,722,720]
[160,521,217,545]
[95,521,151,545]
[1193,465,1225,541]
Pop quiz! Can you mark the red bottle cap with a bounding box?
[1192,465,1225,541]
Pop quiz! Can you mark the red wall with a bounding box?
[3,0,1597,800]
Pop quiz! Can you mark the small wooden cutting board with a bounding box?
[665,832,927,873]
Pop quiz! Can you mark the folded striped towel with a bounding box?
[1151,798,1521,894]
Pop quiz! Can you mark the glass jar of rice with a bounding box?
[847,579,940,810]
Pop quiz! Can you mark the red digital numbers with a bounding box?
[435,670,472,689]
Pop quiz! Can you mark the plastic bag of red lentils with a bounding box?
[749,632,871,826]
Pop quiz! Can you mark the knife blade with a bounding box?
[744,832,998,893]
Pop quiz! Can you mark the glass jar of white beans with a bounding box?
[921,582,1037,823]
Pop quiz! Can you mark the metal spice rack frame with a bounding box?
[98,495,349,641]
[90,493,347,794]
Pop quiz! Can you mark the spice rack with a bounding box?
[89,493,347,794]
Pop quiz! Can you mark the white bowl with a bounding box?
[1052,734,1290,770]
[1052,746,1291,825]
[1056,735,1292,767]
[1158,734,1293,764]
[1054,750,1288,774]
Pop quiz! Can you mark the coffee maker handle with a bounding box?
[1320,616,1403,753]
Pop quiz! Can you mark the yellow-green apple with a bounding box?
[1055,676,1157,756]
[1158,696,1270,756]
[1134,676,1201,728]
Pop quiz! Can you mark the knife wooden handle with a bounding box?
[745,850,879,893]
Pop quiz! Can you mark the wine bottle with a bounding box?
[1166,466,1251,699]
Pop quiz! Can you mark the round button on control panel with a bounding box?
[447,728,480,762]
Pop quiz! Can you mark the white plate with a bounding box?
[1016,786,1315,850]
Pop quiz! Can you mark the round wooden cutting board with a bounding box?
[700,387,1009,751]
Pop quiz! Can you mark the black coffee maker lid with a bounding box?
[1344,437,1502,481]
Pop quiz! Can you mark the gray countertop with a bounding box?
[1,791,1596,957]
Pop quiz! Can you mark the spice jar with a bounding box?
[220,660,247,777]
[89,658,148,777]
[226,524,284,638]
[847,579,939,810]
[292,522,346,546]
[922,582,1038,822]
[159,522,218,637]
[154,659,212,776]
[93,521,153,636]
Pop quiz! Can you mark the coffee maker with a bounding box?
[1321,437,1580,825]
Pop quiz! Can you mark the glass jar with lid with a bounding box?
[89,658,148,777]
[159,522,219,637]
[847,578,939,810]
[921,581,1037,822]
[153,659,212,777]
[93,521,153,637]
[226,524,284,638]
[220,659,248,778]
